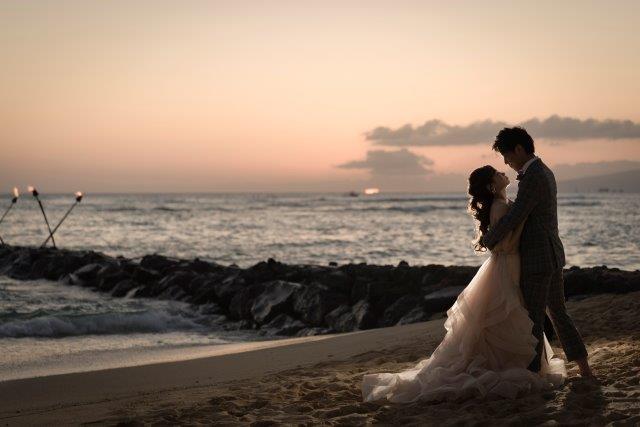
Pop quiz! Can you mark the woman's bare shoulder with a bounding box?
[490,198,509,212]
[490,199,509,223]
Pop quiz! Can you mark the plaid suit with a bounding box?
[483,158,587,371]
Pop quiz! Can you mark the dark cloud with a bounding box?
[365,115,640,147]
[336,149,434,176]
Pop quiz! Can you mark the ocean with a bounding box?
[1,191,638,380]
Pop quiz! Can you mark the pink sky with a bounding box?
[1,0,639,192]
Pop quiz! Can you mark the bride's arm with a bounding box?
[489,200,525,253]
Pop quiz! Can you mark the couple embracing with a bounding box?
[362,127,593,403]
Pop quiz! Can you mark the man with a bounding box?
[482,126,593,377]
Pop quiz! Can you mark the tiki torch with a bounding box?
[0,187,19,244]
[29,186,57,248]
[41,191,83,248]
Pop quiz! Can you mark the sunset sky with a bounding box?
[2,0,639,192]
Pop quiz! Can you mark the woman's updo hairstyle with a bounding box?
[468,165,497,252]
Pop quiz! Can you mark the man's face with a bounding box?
[500,144,527,171]
[501,150,520,172]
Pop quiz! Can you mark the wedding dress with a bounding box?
[362,200,566,403]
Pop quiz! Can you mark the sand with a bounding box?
[1,291,639,426]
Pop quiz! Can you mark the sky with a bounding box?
[1,0,639,193]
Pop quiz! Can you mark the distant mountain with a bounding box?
[553,160,640,182]
[558,169,640,193]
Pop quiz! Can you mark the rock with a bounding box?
[397,306,429,325]
[319,270,352,292]
[325,305,356,332]
[213,274,246,306]
[423,285,466,313]
[292,283,348,326]
[381,295,420,327]
[188,279,218,305]
[262,313,306,336]
[251,280,301,324]
[139,254,179,273]
[67,263,104,287]
[135,271,195,298]
[111,279,139,297]
[397,260,409,267]
[296,327,331,337]
[96,264,130,292]
[352,299,376,330]
[324,300,375,332]
[132,267,160,285]
[350,278,371,302]
[228,283,266,320]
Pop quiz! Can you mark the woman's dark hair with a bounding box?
[468,165,497,252]
[492,126,535,154]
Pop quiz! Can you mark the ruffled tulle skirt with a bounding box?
[362,253,566,403]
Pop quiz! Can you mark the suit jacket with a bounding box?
[482,158,565,275]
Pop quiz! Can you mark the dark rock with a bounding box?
[228,283,266,320]
[325,305,356,332]
[292,283,348,326]
[381,295,420,327]
[188,279,218,305]
[397,306,429,325]
[96,264,129,292]
[111,279,139,298]
[423,285,465,313]
[213,275,246,306]
[251,280,301,324]
[324,300,375,332]
[262,313,306,336]
[352,299,376,330]
[296,327,331,337]
[139,254,179,273]
[320,270,352,292]
[350,277,371,302]
[67,263,104,287]
[136,271,194,298]
[132,267,160,285]
[397,260,409,267]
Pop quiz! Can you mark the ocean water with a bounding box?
[1,191,638,380]
[0,276,264,381]
[1,192,638,269]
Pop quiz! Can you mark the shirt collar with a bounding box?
[519,156,539,175]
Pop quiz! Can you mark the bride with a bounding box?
[361,165,566,403]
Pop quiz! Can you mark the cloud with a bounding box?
[336,148,434,176]
[365,115,640,147]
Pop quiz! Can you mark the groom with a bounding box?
[482,127,593,377]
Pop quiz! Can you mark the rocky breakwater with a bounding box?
[1,245,638,338]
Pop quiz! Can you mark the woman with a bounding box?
[361,165,566,403]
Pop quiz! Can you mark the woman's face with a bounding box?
[491,170,510,192]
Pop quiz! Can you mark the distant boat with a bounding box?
[364,188,380,195]
[346,191,359,197]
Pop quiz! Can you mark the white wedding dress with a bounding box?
[362,200,566,403]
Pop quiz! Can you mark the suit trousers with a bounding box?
[520,267,588,372]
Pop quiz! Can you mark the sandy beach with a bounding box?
[1,291,639,426]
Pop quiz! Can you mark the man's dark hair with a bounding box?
[492,126,535,154]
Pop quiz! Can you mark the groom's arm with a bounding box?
[482,172,540,250]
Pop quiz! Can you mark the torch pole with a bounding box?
[41,201,78,247]
[35,196,56,248]
[0,197,18,245]
[0,204,10,245]
[0,204,13,226]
